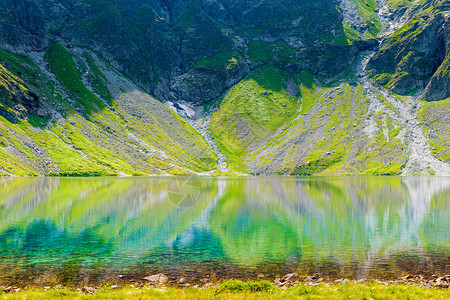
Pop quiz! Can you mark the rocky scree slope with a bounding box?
[0,0,449,175]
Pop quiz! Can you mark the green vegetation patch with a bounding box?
[45,43,105,114]
[216,280,274,294]
[196,50,244,70]
[0,282,448,299]
[350,0,381,38]
[419,98,450,162]
[84,53,113,104]
[248,80,406,175]
[248,41,298,64]
[343,23,362,44]
[209,66,300,171]
[386,0,418,9]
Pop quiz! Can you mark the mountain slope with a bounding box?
[0,45,217,176]
[0,0,354,106]
[367,0,449,100]
[0,0,449,176]
[206,0,450,175]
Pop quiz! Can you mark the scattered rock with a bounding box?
[401,274,414,281]
[178,278,187,284]
[275,273,298,288]
[435,275,450,288]
[304,275,322,286]
[143,273,169,284]
[200,277,210,284]
[281,273,298,282]
[305,275,318,281]
[80,286,97,294]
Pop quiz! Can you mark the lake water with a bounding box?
[0,176,448,287]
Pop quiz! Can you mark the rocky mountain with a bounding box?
[0,0,449,176]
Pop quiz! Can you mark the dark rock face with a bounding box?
[0,0,354,104]
[3,0,445,103]
[421,12,450,101]
[367,2,450,101]
[0,0,48,53]
[0,63,42,123]
[354,39,379,51]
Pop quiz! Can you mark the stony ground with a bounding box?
[1,275,449,299]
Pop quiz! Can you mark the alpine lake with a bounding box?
[0,176,448,287]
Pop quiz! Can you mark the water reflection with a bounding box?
[0,176,448,286]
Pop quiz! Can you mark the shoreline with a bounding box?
[2,274,449,291]
[1,278,449,299]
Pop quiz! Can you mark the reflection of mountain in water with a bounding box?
[0,176,448,285]
[234,177,450,277]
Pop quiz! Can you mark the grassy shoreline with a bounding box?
[1,280,448,299]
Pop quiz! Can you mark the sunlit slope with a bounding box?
[209,68,406,174]
[0,45,217,176]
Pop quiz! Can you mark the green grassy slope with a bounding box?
[209,68,406,175]
[419,97,450,163]
[0,45,217,176]
[209,66,300,172]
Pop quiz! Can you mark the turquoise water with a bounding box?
[0,176,448,286]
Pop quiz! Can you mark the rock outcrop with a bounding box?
[367,0,450,101]
[0,0,356,104]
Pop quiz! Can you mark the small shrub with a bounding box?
[216,279,274,294]
[247,281,273,292]
[0,137,7,147]
[216,280,248,293]
[295,285,311,295]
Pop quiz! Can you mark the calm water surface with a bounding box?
[0,176,448,286]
